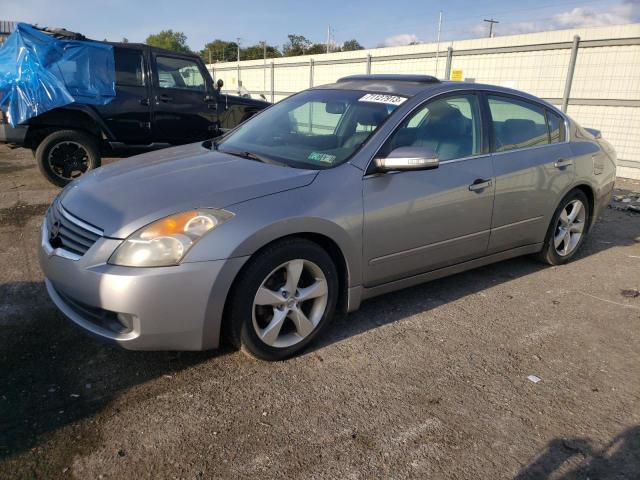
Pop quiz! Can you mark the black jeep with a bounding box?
[0,40,269,186]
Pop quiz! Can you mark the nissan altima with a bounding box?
[39,74,616,360]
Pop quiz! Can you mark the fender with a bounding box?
[28,104,116,140]
[187,166,365,289]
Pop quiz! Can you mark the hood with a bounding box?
[59,142,318,238]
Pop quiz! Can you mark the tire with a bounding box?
[226,238,339,361]
[536,189,590,265]
[35,130,101,187]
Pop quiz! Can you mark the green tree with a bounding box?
[241,43,282,60]
[283,34,311,56]
[342,39,364,51]
[306,43,327,55]
[146,30,192,54]
[201,39,238,62]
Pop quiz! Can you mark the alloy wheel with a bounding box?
[48,141,89,180]
[554,199,586,256]
[252,259,329,348]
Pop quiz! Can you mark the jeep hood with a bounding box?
[59,142,318,238]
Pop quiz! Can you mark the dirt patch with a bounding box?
[0,202,49,228]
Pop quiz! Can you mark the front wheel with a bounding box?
[35,130,101,187]
[537,189,590,265]
[226,238,339,361]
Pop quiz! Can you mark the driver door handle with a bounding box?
[554,158,573,168]
[469,178,492,192]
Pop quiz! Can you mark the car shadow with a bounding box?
[513,425,640,479]
[0,280,232,461]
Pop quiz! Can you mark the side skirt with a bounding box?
[346,243,543,312]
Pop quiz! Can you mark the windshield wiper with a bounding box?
[223,149,286,167]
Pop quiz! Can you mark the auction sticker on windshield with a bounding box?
[308,152,336,164]
[358,93,407,106]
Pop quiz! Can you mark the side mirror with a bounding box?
[374,146,439,172]
[216,79,224,92]
[585,127,602,139]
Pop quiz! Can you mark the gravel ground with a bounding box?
[0,146,639,480]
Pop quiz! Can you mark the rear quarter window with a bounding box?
[547,110,564,143]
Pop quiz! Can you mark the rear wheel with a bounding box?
[226,238,338,361]
[537,189,590,265]
[35,130,101,187]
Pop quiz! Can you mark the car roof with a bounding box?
[108,42,202,58]
[314,74,559,111]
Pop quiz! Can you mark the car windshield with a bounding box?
[216,89,404,169]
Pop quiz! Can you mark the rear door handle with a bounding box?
[158,94,173,103]
[139,98,150,106]
[469,178,492,192]
[554,158,573,168]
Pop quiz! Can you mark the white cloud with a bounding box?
[382,34,419,47]
[473,0,640,37]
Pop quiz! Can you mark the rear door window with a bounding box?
[114,49,145,87]
[487,95,549,152]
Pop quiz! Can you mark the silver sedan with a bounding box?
[39,74,616,360]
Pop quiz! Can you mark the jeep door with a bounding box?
[97,46,152,145]
[151,54,217,143]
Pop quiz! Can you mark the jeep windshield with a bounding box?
[215,89,403,169]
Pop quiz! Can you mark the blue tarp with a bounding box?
[0,23,115,126]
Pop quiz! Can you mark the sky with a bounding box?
[3,0,639,51]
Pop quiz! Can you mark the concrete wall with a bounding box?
[208,23,640,179]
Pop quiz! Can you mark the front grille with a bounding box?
[47,201,103,256]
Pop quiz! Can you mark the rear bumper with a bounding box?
[0,124,28,145]
[591,180,614,230]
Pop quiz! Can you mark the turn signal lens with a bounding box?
[109,209,233,267]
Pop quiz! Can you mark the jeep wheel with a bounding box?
[35,130,101,187]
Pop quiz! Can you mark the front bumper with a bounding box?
[0,124,28,145]
[39,217,247,351]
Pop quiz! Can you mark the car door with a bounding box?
[151,54,217,144]
[97,46,152,145]
[485,93,575,253]
[362,92,495,286]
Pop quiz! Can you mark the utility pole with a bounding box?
[483,18,499,37]
[208,49,212,65]
[236,37,242,95]
[435,10,443,78]
[326,25,331,54]
[260,40,267,96]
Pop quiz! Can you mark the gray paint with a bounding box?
[40,79,616,351]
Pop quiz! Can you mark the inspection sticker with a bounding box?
[358,93,407,106]
[308,152,336,164]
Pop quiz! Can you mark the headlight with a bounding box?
[109,209,234,267]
